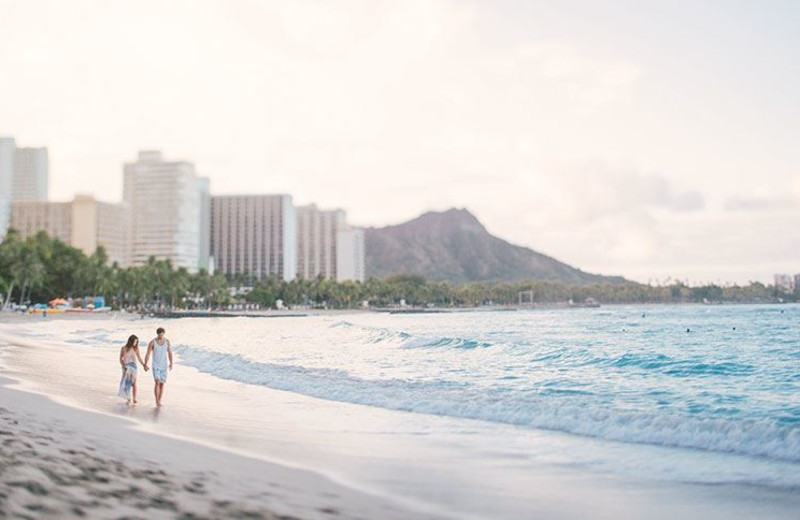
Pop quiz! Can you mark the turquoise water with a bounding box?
[168,304,800,464]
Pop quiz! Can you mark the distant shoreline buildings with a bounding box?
[11,195,126,265]
[0,140,365,282]
[774,273,800,294]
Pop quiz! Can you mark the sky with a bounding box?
[1,0,799,284]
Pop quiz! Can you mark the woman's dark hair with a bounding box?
[156,327,165,335]
[125,334,139,350]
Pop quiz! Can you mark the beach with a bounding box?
[0,376,428,520]
[0,314,439,520]
[1,307,800,519]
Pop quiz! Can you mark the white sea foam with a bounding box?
[175,344,800,463]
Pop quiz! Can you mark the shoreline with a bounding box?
[3,300,797,322]
[0,373,439,520]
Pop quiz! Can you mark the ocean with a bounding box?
[3,304,800,519]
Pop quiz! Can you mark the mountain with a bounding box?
[364,208,626,284]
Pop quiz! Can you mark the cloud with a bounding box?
[724,196,796,212]
[724,176,800,212]
[583,211,662,264]
[606,170,705,213]
[536,161,706,224]
[515,43,640,113]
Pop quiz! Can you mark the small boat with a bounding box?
[568,298,601,308]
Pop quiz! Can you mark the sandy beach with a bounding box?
[0,312,440,520]
[0,375,433,520]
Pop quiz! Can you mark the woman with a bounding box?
[118,334,147,404]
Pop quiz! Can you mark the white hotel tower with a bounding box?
[0,138,13,238]
[123,151,210,271]
[0,137,49,238]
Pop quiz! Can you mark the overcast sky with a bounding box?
[1,0,799,284]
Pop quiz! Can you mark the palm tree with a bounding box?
[16,243,45,305]
[0,229,24,309]
[170,267,191,308]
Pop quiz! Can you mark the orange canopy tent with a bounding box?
[49,298,69,307]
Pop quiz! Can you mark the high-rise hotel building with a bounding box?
[13,147,48,201]
[0,137,49,238]
[197,177,211,271]
[296,204,365,282]
[11,195,126,265]
[296,204,343,280]
[0,138,14,238]
[336,227,366,282]
[210,195,297,281]
[123,151,210,271]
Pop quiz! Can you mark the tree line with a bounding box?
[0,230,229,310]
[0,230,794,311]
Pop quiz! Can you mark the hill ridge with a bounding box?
[364,208,626,284]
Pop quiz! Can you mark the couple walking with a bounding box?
[118,327,173,407]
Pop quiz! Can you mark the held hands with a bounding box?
[143,364,149,372]
[169,364,173,371]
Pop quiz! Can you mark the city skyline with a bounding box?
[4,134,795,286]
[5,145,367,283]
[1,1,799,284]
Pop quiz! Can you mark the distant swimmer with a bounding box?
[733,327,736,331]
[686,328,691,333]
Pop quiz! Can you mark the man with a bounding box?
[144,327,173,407]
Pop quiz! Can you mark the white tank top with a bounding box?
[152,339,169,369]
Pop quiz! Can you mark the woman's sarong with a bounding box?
[118,362,137,400]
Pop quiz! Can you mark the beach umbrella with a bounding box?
[49,298,68,306]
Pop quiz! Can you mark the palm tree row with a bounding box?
[0,230,229,310]
[0,230,791,311]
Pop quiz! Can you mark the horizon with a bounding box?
[1,0,799,285]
